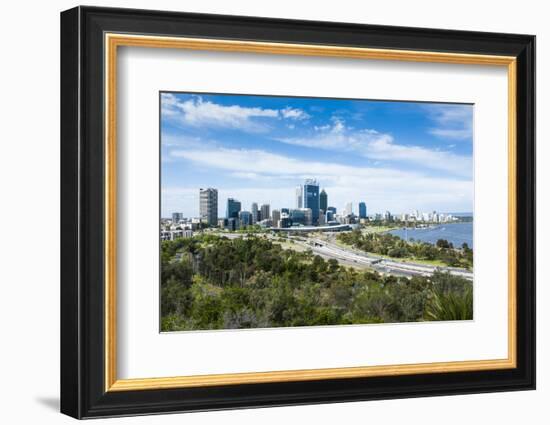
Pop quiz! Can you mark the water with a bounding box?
[388,222,473,248]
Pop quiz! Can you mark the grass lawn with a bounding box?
[361,225,400,234]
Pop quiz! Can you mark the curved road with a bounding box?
[207,230,473,280]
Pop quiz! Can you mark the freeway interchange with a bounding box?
[301,236,473,280]
[208,231,473,281]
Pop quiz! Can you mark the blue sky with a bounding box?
[161,92,473,218]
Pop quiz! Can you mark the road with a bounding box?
[206,230,473,280]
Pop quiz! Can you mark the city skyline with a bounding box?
[167,182,468,222]
[161,92,473,218]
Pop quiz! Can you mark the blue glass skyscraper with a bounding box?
[303,179,320,225]
[226,198,241,219]
[359,202,367,219]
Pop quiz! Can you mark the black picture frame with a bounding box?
[61,5,535,419]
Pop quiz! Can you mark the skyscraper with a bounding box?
[272,209,281,227]
[226,198,241,219]
[238,210,252,227]
[260,204,270,221]
[290,208,312,226]
[303,178,320,225]
[344,202,353,216]
[199,188,218,226]
[251,202,258,224]
[295,185,303,208]
[320,189,328,213]
[172,212,183,223]
[359,202,367,219]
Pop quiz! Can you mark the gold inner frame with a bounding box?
[104,33,517,392]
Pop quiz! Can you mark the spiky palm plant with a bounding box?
[424,285,473,321]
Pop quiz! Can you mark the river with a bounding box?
[388,222,473,248]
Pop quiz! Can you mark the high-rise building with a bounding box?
[279,215,292,228]
[251,203,258,224]
[384,210,392,222]
[344,202,353,216]
[272,209,281,227]
[359,202,367,219]
[327,206,337,214]
[260,204,270,221]
[172,212,184,223]
[303,179,320,225]
[304,208,313,226]
[295,185,303,208]
[238,211,252,227]
[320,189,328,213]
[290,208,312,226]
[199,188,218,226]
[227,217,239,231]
[226,198,241,219]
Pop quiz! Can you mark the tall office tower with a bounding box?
[251,202,258,224]
[199,188,218,226]
[238,210,252,227]
[260,204,270,221]
[359,202,367,219]
[320,189,328,213]
[384,210,392,222]
[272,209,281,227]
[303,178,320,225]
[172,212,183,223]
[295,185,303,208]
[327,206,337,214]
[226,198,241,219]
[344,202,353,216]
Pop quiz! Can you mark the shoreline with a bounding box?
[382,222,473,248]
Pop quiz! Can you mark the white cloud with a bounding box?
[162,93,278,132]
[164,146,472,218]
[276,119,472,178]
[161,93,310,132]
[429,128,472,140]
[426,104,473,141]
[171,146,410,182]
[281,107,310,120]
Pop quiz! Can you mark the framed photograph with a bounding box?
[60,6,535,419]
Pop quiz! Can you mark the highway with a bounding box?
[206,230,473,280]
[304,237,473,280]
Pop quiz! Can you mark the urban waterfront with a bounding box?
[388,222,473,248]
[160,92,474,330]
